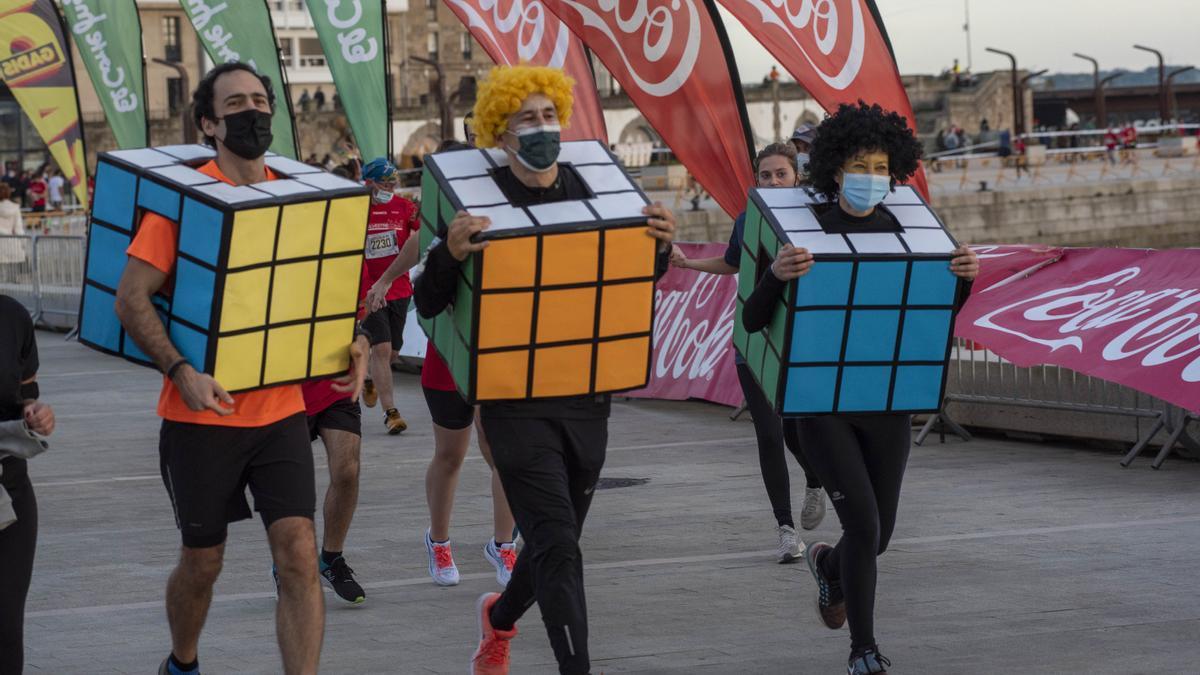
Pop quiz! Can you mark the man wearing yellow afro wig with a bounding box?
[414,64,678,675]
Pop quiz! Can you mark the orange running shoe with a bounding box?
[471,592,517,675]
[384,408,407,435]
[362,379,378,408]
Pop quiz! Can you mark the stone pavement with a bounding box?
[20,331,1200,674]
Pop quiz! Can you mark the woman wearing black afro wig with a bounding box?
[743,101,979,675]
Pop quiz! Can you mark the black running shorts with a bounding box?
[362,297,409,350]
[159,413,315,548]
[422,386,474,430]
[307,397,362,441]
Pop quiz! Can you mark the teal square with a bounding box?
[791,310,845,363]
[891,365,945,410]
[844,310,900,362]
[784,366,837,414]
[853,262,907,305]
[837,366,893,412]
[907,260,957,305]
[179,198,224,266]
[795,262,852,307]
[92,162,137,230]
[172,259,215,330]
[80,285,122,352]
[137,178,181,221]
[85,225,131,291]
[899,310,953,361]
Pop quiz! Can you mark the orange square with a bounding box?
[477,350,529,400]
[595,336,651,392]
[536,288,596,343]
[481,236,537,290]
[540,231,599,285]
[478,292,533,349]
[602,226,657,280]
[599,282,653,337]
[532,344,593,397]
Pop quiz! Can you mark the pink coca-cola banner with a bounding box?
[956,246,1200,413]
[627,243,743,407]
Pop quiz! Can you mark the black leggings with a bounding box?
[797,414,911,652]
[483,416,607,675]
[0,459,37,675]
[736,363,820,529]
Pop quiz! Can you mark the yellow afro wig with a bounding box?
[471,64,574,148]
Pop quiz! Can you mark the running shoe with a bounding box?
[776,524,803,564]
[362,379,378,408]
[320,555,366,604]
[484,539,518,587]
[159,656,199,675]
[801,487,827,530]
[471,592,517,675]
[847,647,891,675]
[425,528,460,586]
[384,408,407,434]
[804,542,846,629]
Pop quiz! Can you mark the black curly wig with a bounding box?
[807,101,922,201]
[192,62,276,147]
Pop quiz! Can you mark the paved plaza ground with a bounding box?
[19,331,1200,673]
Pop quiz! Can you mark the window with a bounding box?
[163,16,181,62]
[427,32,439,59]
[461,32,472,61]
[167,78,184,114]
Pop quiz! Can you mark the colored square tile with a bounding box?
[759,222,780,257]
[907,260,958,305]
[602,226,656,280]
[599,282,653,338]
[791,310,845,363]
[478,292,533,349]
[450,333,471,390]
[481,236,537,290]
[420,170,441,231]
[732,299,749,357]
[536,287,596,343]
[92,162,137,230]
[853,261,907,305]
[531,343,592,397]
[453,279,474,341]
[837,366,893,412]
[736,250,758,302]
[121,328,152,363]
[136,178,181,221]
[844,310,900,362]
[899,310,953,361]
[847,233,905,254]
[891,365,945,411]
[179,198,225,266]
[277,202,327,260]
[173,258,217,330]
[79,285,122,352]
[527,201,596,226]
[310,318,355,378]
[784,366,837,414]
[595,336,651,392]
[219,267,270,332]
[85,225,131,291]
[323,196,370,253]
[269,261,319,324]
[214,331,264,392]
[477,350,529,400]
[264,324,311,383]
[228,206,279,268]
[169,321,208,370]
[743,203,762,254]
[315,255,363,318]
[767,301,788,351]
[761,351,782,407]
[541,231,599,285]
[747,331,766,375]
[796,262,852,307]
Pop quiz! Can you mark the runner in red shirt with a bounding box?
[358,158,421,434]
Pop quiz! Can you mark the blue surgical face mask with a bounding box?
[840,172,891,211]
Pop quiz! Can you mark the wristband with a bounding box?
[165,358,189,380]
[19,380,39,401]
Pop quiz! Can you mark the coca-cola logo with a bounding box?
[974,267,1200,383]
[741,0,865,90]
[653,272,734,382]
[556,0,701,97]
[445,0,570,67]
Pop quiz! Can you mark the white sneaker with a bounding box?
[425,528,460,586]
[800,487,827,531]
[776,524,803,564]
[484,539,518,587]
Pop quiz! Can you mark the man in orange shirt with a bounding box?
[114,63,368,675]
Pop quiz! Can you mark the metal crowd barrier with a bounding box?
[0,233,85,330]
[919,337,1199,469]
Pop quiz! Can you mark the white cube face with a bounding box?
[848,233,907,254]
[786,231,853,254]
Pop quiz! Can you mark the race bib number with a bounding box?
[365,230,399,259]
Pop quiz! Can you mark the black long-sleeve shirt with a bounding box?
[414,164,671,419]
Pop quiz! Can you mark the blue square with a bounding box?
[837,366,893,411]
[79,285,122,352]
[844,310,900,362]
[899,310,953,361]
[172,259,215,329]
[137,178,181,221]
[891,365,945,410]
[179,198,224,266]
[169,321,208,370]
[784,366,837,413]
[791,310,845,363]
[907,261,957,305]
[121,331,153,364]
[85,225,131,291]
[91,162,137,230]
[796,262,852,307]
[853,262,907,305]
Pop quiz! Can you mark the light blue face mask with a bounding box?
[841,172,891,211]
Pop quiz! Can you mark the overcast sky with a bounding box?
[721,0,1199,81]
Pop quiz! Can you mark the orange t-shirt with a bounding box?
[126,159,305,428]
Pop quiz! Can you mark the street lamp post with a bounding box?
[1073,53,1108,128]
[1166,66,1197,124]
[986,47,1023,135]
[1133,44,1168,122]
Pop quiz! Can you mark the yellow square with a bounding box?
[269,261,319,324]
[276,202,327,260]
[602,226,657,280]
[595,336,650,392]
[536,288,596,343]
[532,343,592,398]
[599,282,653,337]
[478,292,533,349]
[323,196,370,254]
[228,206,280,269]
[310,318,355,377]
[213,331,265,392]
[481,237,537,290]
[219,267,271,332]
[264,324,311,384]
[316,255,363,317]
[477,350,528,400]
[541,232,599,285]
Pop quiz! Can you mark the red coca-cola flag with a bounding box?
[540,0,756,217]
[442,0,608,143]
[715,0,929,198]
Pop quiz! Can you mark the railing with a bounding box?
[0,233,85,331]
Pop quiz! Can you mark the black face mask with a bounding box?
[215,108,273,160]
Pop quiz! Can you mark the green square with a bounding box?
[418,312,435,341]
[733,299,749,356]
[760,220,779,257]
[433,308,454,363]
[462,252,476,288]
[453,280,473,340]
[747,332,766,379]
[736,250,757,302]
[743,203,761,255]
[768,300,788,350]
[762,351,781,408]
[450,334,471,393]
[420,169,439,228]
[439,193,456,233]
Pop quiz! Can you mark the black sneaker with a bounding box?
[848,647,891,675]
[804,542,846,629]
[320,555,366,604]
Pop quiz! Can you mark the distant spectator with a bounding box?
[943,126,961,151]
[47,170,64,211]
[997,129,1013,158]
[298,88,312,112]
[768,65,780,83]
[25,175,45,213]
[322,153,335,171]
[314,87,326,110]
[1121,124,1137,150]
[332,93,341,110]
[979,118,990,133]
[1104,127,1120,164]
[0,183,25,271]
